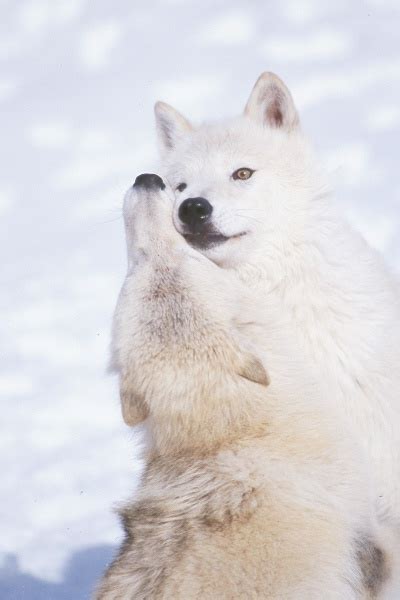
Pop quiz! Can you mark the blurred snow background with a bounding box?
[1,0,399,597]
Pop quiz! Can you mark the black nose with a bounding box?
[133,173,165,190]
[178,198,213,231]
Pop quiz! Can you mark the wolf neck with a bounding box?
[238,205,396,374]
[146,394,269,458]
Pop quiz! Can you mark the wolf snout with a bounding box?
[133,173,165,190]
[178,197,213,233]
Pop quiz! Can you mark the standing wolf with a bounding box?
[97,174,396,598]
[154,72,400,529]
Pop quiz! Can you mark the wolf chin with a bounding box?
[95,73,400,598]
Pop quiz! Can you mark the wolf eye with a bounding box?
[232,168,254,181]
[176,183,187,192]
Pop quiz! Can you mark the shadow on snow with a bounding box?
[0,545,116,599]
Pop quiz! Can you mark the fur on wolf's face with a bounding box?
[155,73,315,266]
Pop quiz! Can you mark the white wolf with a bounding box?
[154,72,400,530]
[97,175,395,598]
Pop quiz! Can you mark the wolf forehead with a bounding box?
[162,120,302,178]
[155,72,308,179]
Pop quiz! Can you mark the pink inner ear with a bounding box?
[265,91,284,128]
[258,83,287,128]
[245,73,299,131]
[158,114,176,149]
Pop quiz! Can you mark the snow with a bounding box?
[1,0,399,597]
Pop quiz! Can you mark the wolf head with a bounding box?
[155,72,319,267]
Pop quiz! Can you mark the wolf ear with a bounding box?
[120,380,149,427]
[236,351,270,387]
[244,72,299,131]
[154,101,192,153]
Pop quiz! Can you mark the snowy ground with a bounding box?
[1,0,400,598]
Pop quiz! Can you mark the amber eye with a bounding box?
[232,168,254,181]
[176,183,187,192]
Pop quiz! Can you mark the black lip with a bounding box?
[183,233,228,249]
[183,231,246,250]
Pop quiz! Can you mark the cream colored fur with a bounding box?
[95,181,398,599]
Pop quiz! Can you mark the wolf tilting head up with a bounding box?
[155,72,317,268]
[111,172,271,449]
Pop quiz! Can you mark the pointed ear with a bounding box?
[154,101,192,153]
[244,72,299,131]
[120,379,149,427]
[236,351,270,387]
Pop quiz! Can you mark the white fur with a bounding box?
[100,178,400,598]
[155,72,400,529]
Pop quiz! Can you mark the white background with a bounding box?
[1,0,399,597]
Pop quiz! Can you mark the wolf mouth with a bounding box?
[183,231,246,250]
